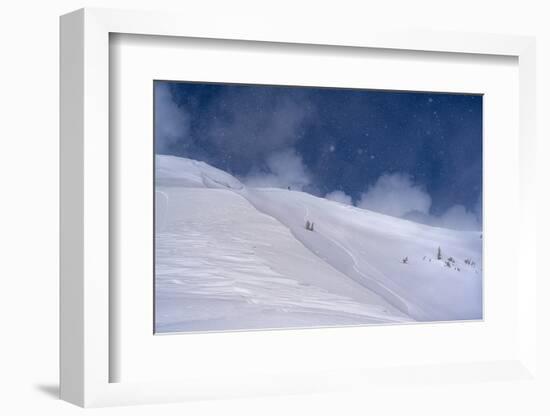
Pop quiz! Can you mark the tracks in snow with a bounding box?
[299,201,412,317]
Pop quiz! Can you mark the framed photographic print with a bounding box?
[60,8,537,407]
[153,80,483,334]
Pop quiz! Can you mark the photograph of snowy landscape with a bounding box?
[154,81,483,333]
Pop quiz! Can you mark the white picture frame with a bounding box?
[60,7,537,407]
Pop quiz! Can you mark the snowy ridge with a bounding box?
[156,155,244,190]
[155,155,482,332]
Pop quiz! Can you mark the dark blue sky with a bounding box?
[155,81,482,220]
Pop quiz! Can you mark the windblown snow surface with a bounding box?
[155,155,482,333]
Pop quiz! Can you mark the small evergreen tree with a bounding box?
[437,246,442,260]
[305,220,311,230]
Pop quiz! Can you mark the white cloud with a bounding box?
[243,148,311,190]
[357,172,481,231]
[436,205,480,231]
[154,83,190,153]
[155,83,315,177]
[473,193,482,224]
[325,190,352,205]
[357,173,431,218]
[206,90,313,163]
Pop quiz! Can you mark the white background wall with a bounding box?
[0,1,548,414]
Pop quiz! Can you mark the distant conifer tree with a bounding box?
[437,247,442,260]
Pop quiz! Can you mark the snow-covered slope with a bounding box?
[155,155,482,332]
[156,155,244,190]
[243,189,482,321]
